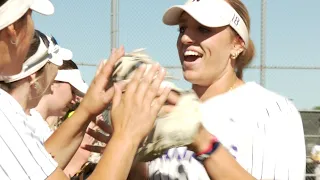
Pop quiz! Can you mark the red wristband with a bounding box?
[196,136,219,156]
[194,136,220,162]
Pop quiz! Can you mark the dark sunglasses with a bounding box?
[35,30,58,47]
[50,35,58,45]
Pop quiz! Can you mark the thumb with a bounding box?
[115,80,129,92]
[112,83,122,110]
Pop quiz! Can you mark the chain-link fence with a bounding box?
[33,0,320,178]
[301,111,320,179]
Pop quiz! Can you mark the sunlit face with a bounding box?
[28,63,59,108]
[176,13,237,86]
[49,81,74,116]
[1,10,35,75]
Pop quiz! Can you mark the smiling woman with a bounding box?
[147,0,306,179]
[171,0,254,87]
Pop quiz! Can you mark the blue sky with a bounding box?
[33,0,320,110]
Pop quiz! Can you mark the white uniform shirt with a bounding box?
[26,109,53,144]
[148,82,306,180]
[0,89,58,180]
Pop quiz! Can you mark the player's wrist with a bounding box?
[189,126,220,163]
[189,125,217,154]
[194,136,220,162]
[112,131,141,149]
[108,133,140,156]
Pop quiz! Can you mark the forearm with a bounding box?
[63,147,91,177]
[193,127,255,180]
[63,133,94,177]
[202,146,255,180]
[89,134,139,180]
[44,105,93,168]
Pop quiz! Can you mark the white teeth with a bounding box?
[184,50,201,56]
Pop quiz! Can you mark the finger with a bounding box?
[82,145,105,154]
[151,87,171,116]
[101,86,115,105]
[143,67,166,107]
[102,46,125,76]
[96,119,113,134]
[86,128,111,143]
[83,133,95,145]
[96,114,104,121]
[124,64,147,101]
[135,64,160,102]
[88,120,113,134]
[88,121,97,129]
[96,47,125,90]
[158,105,175,116]
[115,80,129,92]
[95,60,104,77]
[101,79,129,106]
[111,83,122,110]
[166,91,180,105]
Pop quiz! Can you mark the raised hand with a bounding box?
[111,63,171,145]
[79,47,125,117]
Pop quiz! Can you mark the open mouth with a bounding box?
[184,50,203,62]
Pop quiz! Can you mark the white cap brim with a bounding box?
[46,34,73,66]
[163,5,228,27]
[30,0,54,15]
[55,70,88,97]
[0,0,54,31]
[162,0,249,48]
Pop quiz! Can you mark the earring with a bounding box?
[10,39,17,45]
[230,52,238,60]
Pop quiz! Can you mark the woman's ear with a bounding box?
[50,84,55,93]
[29,73,37,83]
[5,24,18,45]
[50,82,59,95]
[230,36,245,60]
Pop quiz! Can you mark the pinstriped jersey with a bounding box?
[0,89,57,180]
[148,82,306,180]
[26,109,53,144]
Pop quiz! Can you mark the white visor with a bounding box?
[54,69,88,97]
[162,0,249,48]
[45,34,73,66]
[0,0,54,31]
[0,33,73,83]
